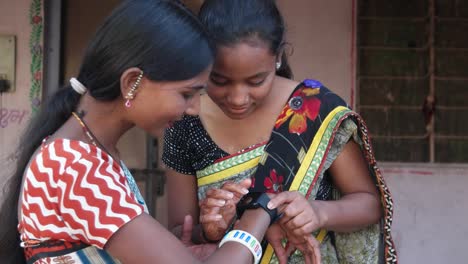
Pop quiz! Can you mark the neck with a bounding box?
[75,95,132,159]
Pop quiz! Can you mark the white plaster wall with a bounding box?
[382,163,468,264]
[277,0,355,103]
[0,0,36,198]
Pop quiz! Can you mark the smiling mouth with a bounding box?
[227,106,248,113]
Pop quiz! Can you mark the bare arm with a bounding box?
[268,140,382,236]
[166,168,206,242]
[105,208,270,263]
[314,140,382,232]
[167,168,251,243]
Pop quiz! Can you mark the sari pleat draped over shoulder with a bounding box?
[195,80,397,264]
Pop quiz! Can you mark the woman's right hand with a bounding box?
[266,222,322,264]
[199,179,251,241]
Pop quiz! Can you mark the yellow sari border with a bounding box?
[197,156,261,186]
[290,106,349,191]
[196,145,265,186]
[261,106,350,264]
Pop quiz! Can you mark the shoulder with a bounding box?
[163,115,202,155]
[273,76,300,97]
[167,115,202,134]
[33,139,94,170]
[300,79,349,108]
[269,77,350,115]
[49,138,113,163]
[31,138,118,179]
[273,77,347,105]
[162,116,202,174]
[164,115,205,147]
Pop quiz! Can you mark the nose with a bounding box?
[227,86,249,106]
[185,93,201,116]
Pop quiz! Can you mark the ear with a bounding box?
[275,44,286,65]
[120,67,144,99]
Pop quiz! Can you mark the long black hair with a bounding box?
[199,0,293,79]
[0,0,213,263]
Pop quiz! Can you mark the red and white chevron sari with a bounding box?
[18,139,146,264]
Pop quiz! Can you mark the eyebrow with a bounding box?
[189,84,207,91]
[211,71,269,79]
[210,72,227,78]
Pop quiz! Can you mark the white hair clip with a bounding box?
[70,77,87,95]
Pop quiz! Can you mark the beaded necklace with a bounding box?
[71,111,119,161]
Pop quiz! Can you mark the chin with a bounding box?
[223,111,251,120]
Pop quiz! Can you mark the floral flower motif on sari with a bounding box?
[274,79,322,135]
[264,169,284,193]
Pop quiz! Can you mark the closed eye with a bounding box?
[183,93,195,99]
[248,78,266,86]
[210,76,229,86]
[183,84,206,99]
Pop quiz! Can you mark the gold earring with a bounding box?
[125,70,143,108]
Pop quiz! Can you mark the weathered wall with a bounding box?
[382,163,468,263]
[278,0,355,103]
[0,0,40,199]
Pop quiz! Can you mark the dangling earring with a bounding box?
[276,62,282,70]
[124,70,144,108]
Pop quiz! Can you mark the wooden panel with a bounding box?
[435,109,468,136]
[436,20,468,48]
[360,49,429,76]
[435,80,468,106]
[436,0,468,17]
[359,0,428,17]
[436,50,468,77]
[372,138,429,162]
[360,78,429,106]
[360,109,427,136]
[435,139,468,162]
[359,19,427,48]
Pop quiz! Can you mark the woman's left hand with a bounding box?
[268,191,327,237]
[180,215,217,261]
[266,223,322,264]
[278,225,322,264]
[290,234,322,264]
[265,223,289,264]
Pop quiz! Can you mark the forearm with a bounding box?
[106,210,269,264]
[315,192,382,232]
[171,223,207,244]
[204,208,270,264]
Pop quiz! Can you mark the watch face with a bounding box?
[239,192,262,208]
[237,192,279,225]
[241,196,254,205]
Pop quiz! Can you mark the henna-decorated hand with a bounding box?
[199,179,251,241]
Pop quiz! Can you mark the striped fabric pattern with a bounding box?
[19,139,144,250]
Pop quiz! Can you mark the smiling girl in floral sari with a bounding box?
[163,0,397,263]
